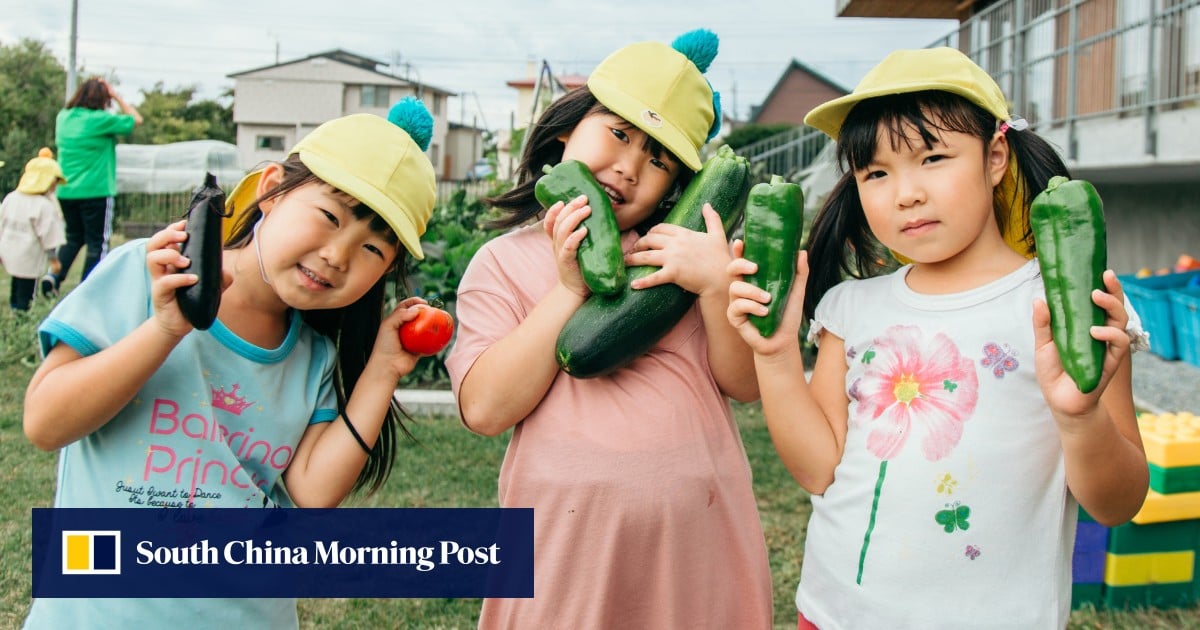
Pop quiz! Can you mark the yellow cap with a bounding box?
[587,37,717,172]
[804,47,1010,139]
[806,47,1033,260]
[227,103,436,259]
[17,148,66,195]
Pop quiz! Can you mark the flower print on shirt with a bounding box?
[851,324,980,584]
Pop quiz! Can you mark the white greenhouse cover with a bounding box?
[116,140,245,193]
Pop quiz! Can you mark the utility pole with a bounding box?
[66,0,78,102]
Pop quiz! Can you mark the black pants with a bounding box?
[55,196,113,284]
[10,277,35,310]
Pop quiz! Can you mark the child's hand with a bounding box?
[1033,270,1133,419]
[625,204,729,296]
[370,297,433,381]
[48,258,62,276]
[542,195,591,298]
[727,244,810,356]
[145,220,203,339]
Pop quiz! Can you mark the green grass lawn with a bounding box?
[1,263,1198,628]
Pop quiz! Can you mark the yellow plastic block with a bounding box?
[1132,489,1200,524]
[1138,413,1200,468]
[1104,551,1196,586]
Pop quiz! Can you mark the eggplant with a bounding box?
[175,173,228,330]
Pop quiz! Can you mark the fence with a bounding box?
[114,179,498,239]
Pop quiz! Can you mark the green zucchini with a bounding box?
[555,145,752,378]
[1030,175,1107,393]
[176,172,228,330]
[743,174,804,338]
[534,160,625,296]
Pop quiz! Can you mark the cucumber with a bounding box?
[744,174,805,338]
[555,145,752,378]
[176,173,228,330]
[535,160,625,296]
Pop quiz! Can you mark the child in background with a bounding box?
[23,98,438,628]
[447,30,773,628]
[0,148,66,311]
[726,48,1149,629]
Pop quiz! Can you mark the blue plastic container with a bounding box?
[1120,270,1200,361]
[1167,286,1200,369]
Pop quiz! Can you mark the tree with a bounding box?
[722,123,796,151]
[182,87,235,144]
[130,83,211,144]
[0,39,66,193]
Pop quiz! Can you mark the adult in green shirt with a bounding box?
[41,77,141,296]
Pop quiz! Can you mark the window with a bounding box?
[256,135,285,151]
[361,85,390,107]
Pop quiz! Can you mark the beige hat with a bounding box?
[17,147,66,195]
[587,29,721,172]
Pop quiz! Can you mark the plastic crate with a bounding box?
[1121,271,1200,360]
[1167,286,1200,369]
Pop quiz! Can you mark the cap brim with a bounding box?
[589,78,704,172]
[302,151,425,260]
[805,80,1009,139]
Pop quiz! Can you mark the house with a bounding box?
[227,50,474,181]
[496,65,588,180]
[748,0,1200,274]
[445,121,489,181]
[750,59,849,126]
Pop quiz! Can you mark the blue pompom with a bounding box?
[387,96,434,152]
[707,89,722,142]
[671,29,719,74]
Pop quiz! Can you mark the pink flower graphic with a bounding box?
[853,325,978,585]
[855,325,979,462]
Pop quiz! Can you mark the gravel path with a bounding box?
[1132,351,1200,414]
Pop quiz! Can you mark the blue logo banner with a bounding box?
[32,508,533,598]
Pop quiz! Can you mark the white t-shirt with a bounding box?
[796,259,1144,629]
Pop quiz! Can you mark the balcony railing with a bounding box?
[740,0,1200,175]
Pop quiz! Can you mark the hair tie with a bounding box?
[999,116,1029,134]
[341,411,373,455]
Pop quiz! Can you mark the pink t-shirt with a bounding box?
[447,225,773,629]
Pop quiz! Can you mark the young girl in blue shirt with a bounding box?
[23,98,438,628]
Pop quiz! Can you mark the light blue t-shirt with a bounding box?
[25,239,338,629]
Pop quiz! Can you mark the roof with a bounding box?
[228,49,455,96]
[758,59,849,109]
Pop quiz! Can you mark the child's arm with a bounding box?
[626,205,759,401]
[456,196,590,436]
[1034,270,1148,526]
[728,250,849,494]
[24,221,202,450]
[282,298,427,507]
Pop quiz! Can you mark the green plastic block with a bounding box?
[1108,519,1200,554]
[1149,462,1200,494]
[1071,582,1105,610]
[1103,582,1196,609]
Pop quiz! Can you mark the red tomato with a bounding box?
[399,305,455,356]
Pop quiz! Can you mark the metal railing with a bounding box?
[739,0,1200,174]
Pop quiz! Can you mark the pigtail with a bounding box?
[1002,129,1071,256]
[802,172,889,321]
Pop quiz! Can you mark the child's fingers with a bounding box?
[153,272,198,292]
[147,221,188,251]
[701,203,725,239]
[147,248,190,276]
[726,256,757,278]
[730,239,744,259]
[1031,298,1053,347]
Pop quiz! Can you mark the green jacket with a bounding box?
[55,108,136,199]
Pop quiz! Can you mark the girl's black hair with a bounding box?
[224,154,413,495]
[485,86,695,232]
[802,90,1070,320]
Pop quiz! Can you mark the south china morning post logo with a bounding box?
[61,530,121,575]
[33,508,533,598]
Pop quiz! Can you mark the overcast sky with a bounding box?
[4,1,956,134]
